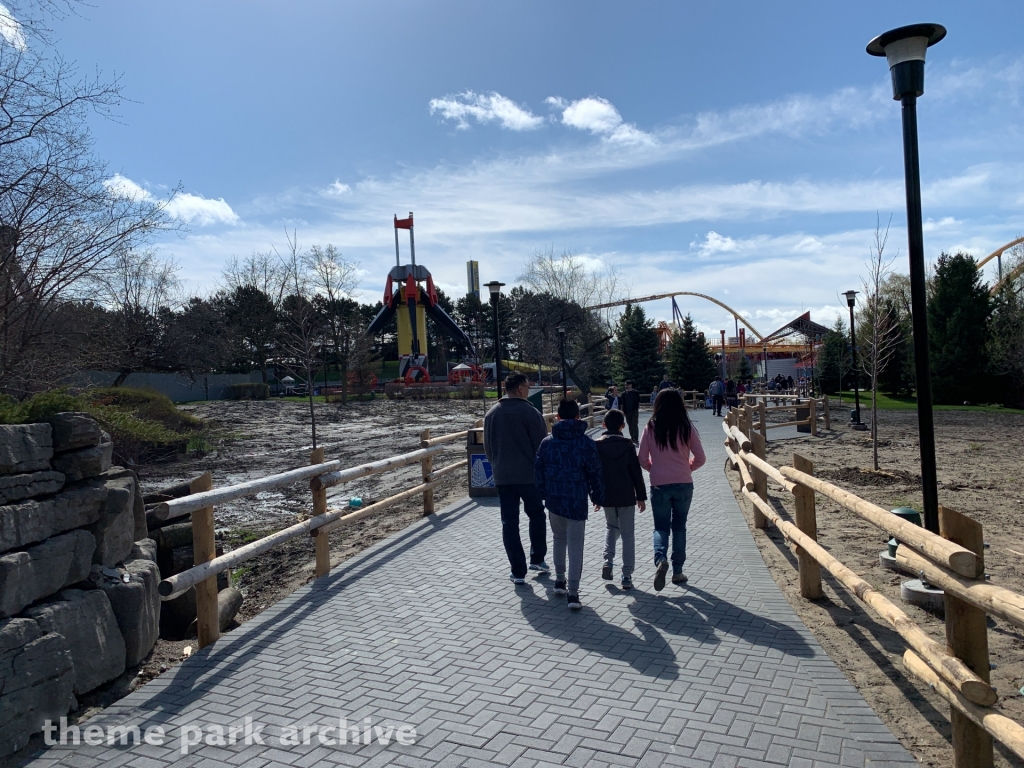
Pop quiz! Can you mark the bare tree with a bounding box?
[276,231,324,448]
[306,244,359,404]
[518,246,628,331]
[858,215,901,470]
[0,2,175,395]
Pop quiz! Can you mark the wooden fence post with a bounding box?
[792,454,822,599]
[750,430,768,530]
[822,395,831,431]
[809,397,818,437]
[311,447,330,578]
[420,428,435,515]
[940,505,993,768]
[759,400,768,442]
[191,471,219,649]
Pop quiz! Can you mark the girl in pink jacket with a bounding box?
[638,389,706,590]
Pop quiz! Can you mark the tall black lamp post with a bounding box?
[484,281,505,398]
[867,23,945,533]
[557,325,568,398]
[843,290,867,430]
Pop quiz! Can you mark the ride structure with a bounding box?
[365,213,481,391]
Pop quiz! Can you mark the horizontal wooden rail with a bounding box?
[312,446,444,490]
[153,460,343,521]
[429,458,468,480]
[738,449,796,492]
[158,458,461,599]
[740,485,996,706]
[765,419,808,429]
[778,466,979,578]
[421,431,468,447]
[896,547,1024,631]
[903,651,1024,761]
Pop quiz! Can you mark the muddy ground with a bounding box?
[728,404,1024,768]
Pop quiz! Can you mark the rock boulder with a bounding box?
[51,439,113,483]
[0,484,107,554]
[44,412,102,453]
[0,470,64,504]
[0,424,53,475]
[0,529,96,617]
[99,557,160,667]
[85,475,136,566]
[0,618,75,756]
[25,589,125,695]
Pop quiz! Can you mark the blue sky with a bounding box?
[41,1,1024,337]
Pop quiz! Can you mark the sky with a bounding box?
[33,1,1024,338]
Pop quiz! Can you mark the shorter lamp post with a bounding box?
[844,290,867,430]
[557,325,568,398]
[484,281,505,397]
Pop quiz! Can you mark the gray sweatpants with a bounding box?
[603,506,635,577]
[549,513,586,592]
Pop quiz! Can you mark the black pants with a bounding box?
[713,395,724,416]
[625,410,639,443]
[497,484,547,578]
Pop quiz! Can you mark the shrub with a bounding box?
[227,383,270,400]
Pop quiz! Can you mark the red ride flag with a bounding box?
[394,213,413,229]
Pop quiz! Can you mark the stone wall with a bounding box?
[0,414,160,755]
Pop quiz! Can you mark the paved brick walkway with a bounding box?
[25,410,915,767]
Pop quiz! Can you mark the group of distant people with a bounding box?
[483,372,705,610]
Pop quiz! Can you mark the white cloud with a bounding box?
[326,180,351,196]
[551,96,655,145]
[104,174,239,226]
[690,231,739,256]
[428,91,543,131]
[0,3,26,51]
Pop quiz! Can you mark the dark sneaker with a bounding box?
[529,561,551,574]
[553,579,567,595]
[509,573,526,585]
[567,592,582,610]
[621,575,633,590]
[672,571,688,584]
[654,560,668,592]
[601,564,613,580]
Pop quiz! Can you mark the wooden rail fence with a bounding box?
[722,404,1024,767]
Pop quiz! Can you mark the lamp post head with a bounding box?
[484,280,505,296]
[843,290,858,308]
[557,325,566,335]
[867,23,946,100]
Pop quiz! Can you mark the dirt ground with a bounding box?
[727,403,1024,767]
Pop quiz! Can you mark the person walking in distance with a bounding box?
[638,389,706,590]
[484,372,551,584]
[658,373,675,391]
[535,399,605,609]
[594,409,647,590]
[709,376,725,417]
[620,381,642,444]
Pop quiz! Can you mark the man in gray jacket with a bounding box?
[484,371,550,584]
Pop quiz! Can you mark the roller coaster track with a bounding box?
[979,236,1024,296]
[586,291,764,341]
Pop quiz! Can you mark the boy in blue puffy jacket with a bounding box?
[535,398,605,609]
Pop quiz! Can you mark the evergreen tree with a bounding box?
[928,252,992,404]
[877,298,912,396]
[987,282,1024,406]
[816,317,851,395]
[613,303,662,392]
[666,314,717,391]
[737,353,753,381]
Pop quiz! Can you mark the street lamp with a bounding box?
[844,290,867,430]
[484,281,505,397]
[557,325,567,398]
[868,23,945,532]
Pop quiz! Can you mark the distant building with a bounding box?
[466,260,480,298]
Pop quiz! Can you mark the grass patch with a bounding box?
[835,391,1024,414]
[0,387,205,464]
[231,529,263,544]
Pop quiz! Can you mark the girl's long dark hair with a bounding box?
[647,388,696,450]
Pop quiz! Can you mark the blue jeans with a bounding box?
[497,484,547,578]
[651,483,693,572]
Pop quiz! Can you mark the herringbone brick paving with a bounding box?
[23,409,916,767]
